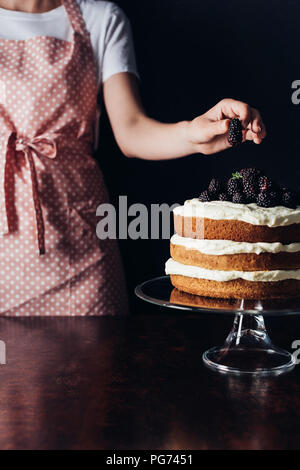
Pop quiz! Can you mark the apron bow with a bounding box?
[15,134,58,160]
[2,132,59,255]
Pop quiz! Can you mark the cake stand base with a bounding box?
[203,313,295,375]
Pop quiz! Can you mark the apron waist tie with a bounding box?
[3,132,59,255]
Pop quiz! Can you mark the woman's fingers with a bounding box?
[247,108,267,138]
[195,99,266,154]
[215,99,266,141]
[204,118,230,140]
[249,108,262,133]
[218,98,252,128]
[190,116,230,144]
[244,129,262,144]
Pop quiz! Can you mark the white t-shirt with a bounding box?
[0,0,139,88]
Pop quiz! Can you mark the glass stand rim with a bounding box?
[135,276,300,316]
[202,346,296,376]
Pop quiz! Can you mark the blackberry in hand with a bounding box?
[232,192,245,204]
[199,190,211,202]
[208,178,222,195]
[227,118,243,146]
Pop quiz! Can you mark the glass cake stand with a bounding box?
[135,276,300,376]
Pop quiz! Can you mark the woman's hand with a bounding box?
[103,74,266,160]
[187,99,267,155]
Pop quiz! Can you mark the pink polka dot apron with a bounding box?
[0,0,128,316]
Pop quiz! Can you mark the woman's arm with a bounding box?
[103,72,266,160]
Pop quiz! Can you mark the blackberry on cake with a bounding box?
[242,174,258,188]
[227,174,242,196]
[227,119,243,146]
[268,191,280,207]
[256,190,278,208]
[240,168,262,179]
[199,190,211,202]
[258,176,275,192]
[243,184,257,203]
[243,176,258,202]
[208,178,222,195]
[218,192,230,201]
[232,192,245,204]
[282,190,297,209]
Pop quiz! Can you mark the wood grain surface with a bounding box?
[0,314,299,450]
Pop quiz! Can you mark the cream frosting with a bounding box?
[173,199,300,228]
[165,258,300,282]
[171,234,300,255]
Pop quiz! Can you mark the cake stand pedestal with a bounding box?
[202,313,294,375]
[135,276,300,376]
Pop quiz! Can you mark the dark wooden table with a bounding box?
[0,311,299,450]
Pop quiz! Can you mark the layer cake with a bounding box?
[166,199,300,299]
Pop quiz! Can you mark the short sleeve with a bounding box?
[101,3,139,83]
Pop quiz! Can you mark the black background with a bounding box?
[96,0,300,313]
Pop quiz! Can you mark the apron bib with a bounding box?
[0,0,128,316]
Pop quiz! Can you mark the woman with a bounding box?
[0,0,266,316]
